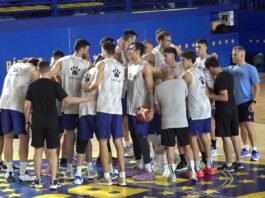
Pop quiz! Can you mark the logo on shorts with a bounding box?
[199,76,205,84]
[70,66,80,75]
[113,68,121,78]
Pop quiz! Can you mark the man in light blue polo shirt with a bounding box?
[224,46,260,161]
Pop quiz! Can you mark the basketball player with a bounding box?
[155,66,197,182]
[0,110,3,169]
[181,50,214,178]
[49,39,91,179]
[143,39,154,55]
[88,41,126,186]
[0,61,36,182]
[194,39,217,157]
[126,42,155,181]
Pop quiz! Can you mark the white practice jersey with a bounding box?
[79,67,97,116]
[97,58,124,115]
[194,56,214,89]
[60,55,89,114]
[0,63,34,113]
[127,60,149,116]
[186,67,211,120]
[173,62,185,79]
[152,49,166,86]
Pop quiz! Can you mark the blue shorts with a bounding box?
[128,115,149,136]
[121,92,127,116]
[1,109,26,135]
[148,113,161,135]
[61,113,78,130]
[188,117,211,135]
[78,115,96,140]
[96,112,123,139]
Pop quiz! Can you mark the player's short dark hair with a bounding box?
[74,39,90,52]
[27,57,40,67]
[143,39,153,46]
[195,38,208,47]
[52,50,64,59]
[157,31,171,42]
[205,57,220,69]
[100,37,115,46]
[102,41,115,55]
[131,42,145,57]
[38,60,50,72]
[163,47,177,60]
[123,29,138,41]
[155,28,166,37]
[181,50,196,64]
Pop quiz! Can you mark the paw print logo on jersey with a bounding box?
[70,66,80,75]
[199,76,205,85]
[113,68,121,78]
[84,73,92,82]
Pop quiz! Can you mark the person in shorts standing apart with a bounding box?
[88,41,126,186]
[223,46,260,161]
[181,51,214,178]
[205,57,244,172]
[155,66,197,182]
[24,60,96,190]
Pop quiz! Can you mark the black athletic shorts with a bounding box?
[31,126,60,149]
[215,107,239,137]
[161,127,190,147]
[237,101,254,123]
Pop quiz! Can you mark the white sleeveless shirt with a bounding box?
[96,58,124,115]
[0,63,34,113]
[127,60,149,116]
[194,56,214,89]
[186,67,211,120]
[60,55,89,114]
[152,49,166,86]
[79,67,97,116]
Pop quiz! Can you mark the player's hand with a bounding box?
[145,108,154,122]
[25,123,32,134]
[86,93,97,101]
[248,102,255,112]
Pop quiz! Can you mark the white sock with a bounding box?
[109,163,114,174]
[252,147,257,151]
[168,164,176,175]
[6,162,13,172]
[104,172,110,179]
[195,160,201,171]
[206,158,213,168]
[226,163,232,167]
[244,145,250,150]
[87,162,93,170]
[154,154,162,166]
[144,163,152,172]
[119,171,126,178]
[20,161,27,175]
[188,160,195,173]
[125,141,131,148]
[136,159,144,169]
[67,163,73,171]
[76,166,82,176]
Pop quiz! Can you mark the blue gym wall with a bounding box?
[0,5,240,93]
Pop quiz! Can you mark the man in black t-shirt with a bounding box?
[205,57,243,173]
[24,61,96,190]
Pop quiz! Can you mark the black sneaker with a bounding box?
[30,180,43,189]
[5,172,15,182]
[0,161,3,170]
[232,162,244,170]
[175,160,188,172]
[217,164,234,172]
[50,180,62,190]
[60,158,67,169]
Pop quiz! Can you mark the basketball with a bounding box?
[136,106,150,122]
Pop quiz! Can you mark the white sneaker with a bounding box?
[110,169,119,180]
[152,164,163,175]
[64,169,74,180]
[30,180,43,189]
[162,166,170,178]
[50,180,62,190]
[124,146,134,158]
[167,174,176,183]
[18,173,36,182]
[87,169,98,179]
[74,175,84,185]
